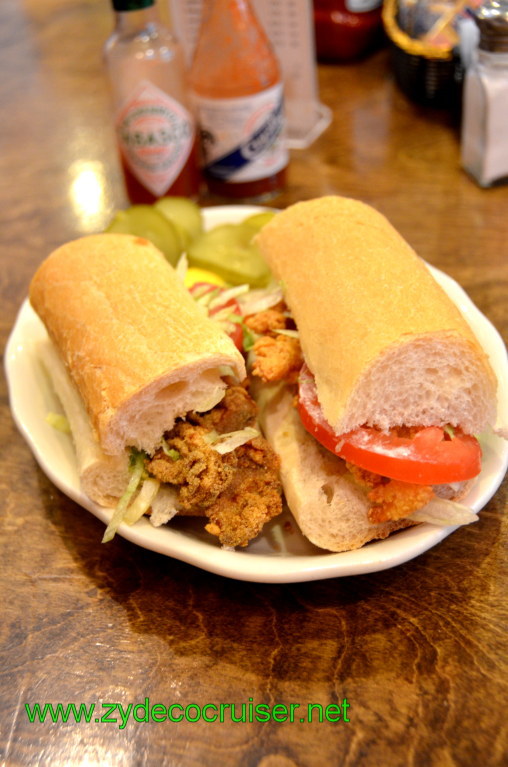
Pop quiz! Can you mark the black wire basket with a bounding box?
[382,0,464,108]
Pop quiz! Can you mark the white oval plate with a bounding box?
[5,206,508,582]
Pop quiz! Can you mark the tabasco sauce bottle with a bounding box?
[104,0,200,203]
[188,0,288,201]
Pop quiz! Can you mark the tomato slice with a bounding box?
[297,364,482,485]
[189,282,244,351]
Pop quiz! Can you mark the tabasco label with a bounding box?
[116,80,194,197]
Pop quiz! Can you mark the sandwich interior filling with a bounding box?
[106,379,283,548]
[244,301,481,528]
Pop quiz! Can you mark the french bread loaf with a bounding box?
[30,234,246,456]
[256,196,497,436]
[254,382,414,551]
[39,338,130,506]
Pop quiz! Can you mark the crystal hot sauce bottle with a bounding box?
[188,0,288,200]
[103,0,200,203]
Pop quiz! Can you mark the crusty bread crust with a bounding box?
[30,234,246,455]
[254,382,414,552]
[256,196,497,435]
[39,339,130,506]
[39,338,183,525]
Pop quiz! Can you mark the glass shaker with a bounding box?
[460,0,508,187]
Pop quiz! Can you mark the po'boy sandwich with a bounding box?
[244,196,501,552]
[29,233,282,547]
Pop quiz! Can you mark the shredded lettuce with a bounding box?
[207,309,243,338]
[194,286,222,305]
[242,324,258,352]
[175,253,188,284]
[208,306,237,323]
[46,412,71,434]
[123,478,160,525]
[102,449,147,543]
[149,486,180,527]
[410,498,478,527]
[274,328,300,339]
[237,285,283,316]
[189,284,211,300]
[161,438,180,461]
[208,284,249,310]
[129,447,148,469]
[204,426,259,454]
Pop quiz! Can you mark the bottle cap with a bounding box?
[112,0,155,11]
[475,0,508,52]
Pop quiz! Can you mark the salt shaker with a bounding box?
[460,0,508,187]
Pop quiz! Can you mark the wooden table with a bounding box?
[1,2,507,765]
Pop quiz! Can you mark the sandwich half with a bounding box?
[245,196,500,552]
[29,233,282,546]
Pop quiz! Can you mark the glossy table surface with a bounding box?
[1,1,507,765]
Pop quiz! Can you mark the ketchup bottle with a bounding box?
[103,0,200,203]
[188,0,288,201]
[313,0,383,62]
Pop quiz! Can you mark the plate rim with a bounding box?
[5,205,508,583]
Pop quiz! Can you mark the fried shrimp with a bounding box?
[346,461,434,524]
[243,304,287,335]
[245,300,303,384]
[251,335,303,383]
[367,482,434,524]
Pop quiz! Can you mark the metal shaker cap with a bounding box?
[475,0,508,52]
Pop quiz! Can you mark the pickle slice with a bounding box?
[154,197,203,250]
[105,205,182,266]
[187,223,272,287]
[241,211,276,233]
